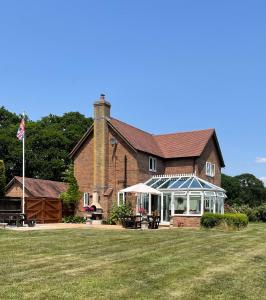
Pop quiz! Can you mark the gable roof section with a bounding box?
[153,129,214,158]
[109,118,163,157]
[6,177,68,198]
[70,125,93,157]
[70,117,225,167]
[109,119,225,166]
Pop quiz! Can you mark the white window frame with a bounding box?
[149,156,157,172]
[206,162,215,177]
[117,192,125,206]
[83,192,89,207]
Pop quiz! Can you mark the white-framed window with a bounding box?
[149,156,157,172]
[83,192,89,206]
[206,162,215,177]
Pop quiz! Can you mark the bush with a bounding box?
[232,204,266,222]
[232,205,259,222]
[257,205,266,222]
[62,216,86,223]
[107,204,133,225]
[201,213,248,230]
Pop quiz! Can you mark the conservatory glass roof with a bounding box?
[145,173,226,197]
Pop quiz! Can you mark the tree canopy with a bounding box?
[222,173,266,207]
[0,160,6,197]
[0,106,93,183]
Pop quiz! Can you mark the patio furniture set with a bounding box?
[121,214,160,229]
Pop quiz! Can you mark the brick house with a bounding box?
[71,95,225,226]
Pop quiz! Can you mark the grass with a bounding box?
[0,224,266,300]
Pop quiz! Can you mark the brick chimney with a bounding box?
[93,94,111,210]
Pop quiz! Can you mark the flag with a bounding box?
[17,119,25,140]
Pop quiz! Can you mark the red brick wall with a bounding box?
[73,134,94,212]
[196,137,222,186]
[107,128,139,213]
[137,152,165,183]
[164,158,195,175]
[172,215,201,227]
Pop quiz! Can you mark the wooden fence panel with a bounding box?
[25,198,62,223]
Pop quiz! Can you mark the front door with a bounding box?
[161,193,171,224]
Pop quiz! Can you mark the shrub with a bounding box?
[257,205,266,222]
[62,216,86,223]
[60,164,82,205]
[232,204,266,222]
[232,205,259,222]
[201,213,248,230]
[107,203,133,225]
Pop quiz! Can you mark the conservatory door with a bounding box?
[161,193,171,224]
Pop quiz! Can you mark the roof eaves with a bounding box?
[8,177,34,197]
[107,120,138,153]
[212,130,225,168]
[69,124,94,158]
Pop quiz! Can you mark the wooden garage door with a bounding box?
[25,197,62,223]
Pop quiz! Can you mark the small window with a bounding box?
[83,193,89,206]
[149,157,157,172]
[206,162,215,177]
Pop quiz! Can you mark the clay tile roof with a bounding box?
[13,177,68,198]
[109,118,163,157]
[153,129,215,158]
[109,118,219,160]
[71,117,224,167]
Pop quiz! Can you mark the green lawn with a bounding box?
[0,224,266,300]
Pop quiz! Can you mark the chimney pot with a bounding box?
[100,94,105,101]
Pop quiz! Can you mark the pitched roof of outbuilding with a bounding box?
[6,176,68,198]
[70,117,225,167]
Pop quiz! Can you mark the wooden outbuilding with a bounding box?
[5,176,68,223]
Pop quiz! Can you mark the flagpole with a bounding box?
[22,113,25,215]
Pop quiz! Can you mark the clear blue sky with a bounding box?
[0,0,265,183]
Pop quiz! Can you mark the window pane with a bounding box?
[189,195,201,214]
[146,178,159,186]
[152,178,168,188]
[163,194,171,222]
[151,195,161,215]
[189,178,202,188]
[180,178,194,188]
[204,197,213,213]
[174,195,187,214]
[119,193,124,206]
[170,177,189,189]
[159,178,179,189]
[198,179,213,189]
[143,194,149,213]
[149,158,153,170]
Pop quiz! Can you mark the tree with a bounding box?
[0,160,6,197]
[60,164,81,205]
[0,107,93,182]
[221,174,241,205]
[222,173,266,207]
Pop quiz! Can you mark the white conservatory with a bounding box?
[118,173,226,227]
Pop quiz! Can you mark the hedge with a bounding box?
[201,213,248,230]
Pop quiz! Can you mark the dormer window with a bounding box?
[206,162,215,177]
[149,157,157,172]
